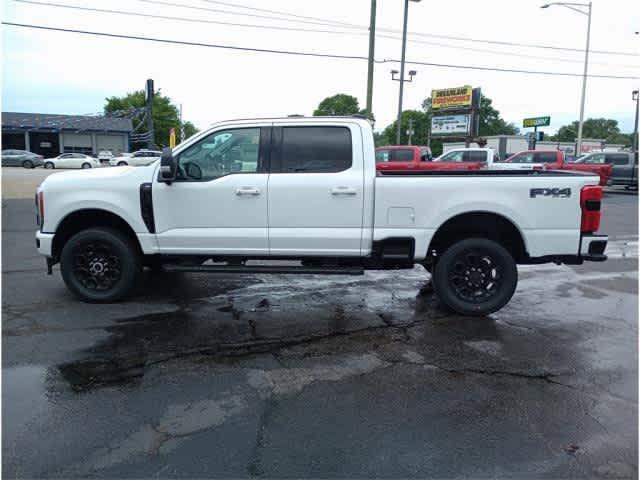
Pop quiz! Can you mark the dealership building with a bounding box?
[1,112,133,158]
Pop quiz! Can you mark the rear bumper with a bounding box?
[522,234,608,265]
[579,234,608,262]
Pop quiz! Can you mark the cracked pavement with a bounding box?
[2,191,638,478]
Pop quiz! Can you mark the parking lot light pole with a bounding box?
[365,0,376,120]
[395,0,421,144]
[541,2,592,156]
[633,90,639,161]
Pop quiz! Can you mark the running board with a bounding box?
[161,264,365,275]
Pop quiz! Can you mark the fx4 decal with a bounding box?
[530,187,571,198]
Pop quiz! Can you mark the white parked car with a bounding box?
[43,153,101,170]
[97,150,114,164]
[109,150,161,167]
[35,117,609,315]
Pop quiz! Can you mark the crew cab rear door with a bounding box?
[267,122,364,256]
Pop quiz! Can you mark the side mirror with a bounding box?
[159,147,177,183]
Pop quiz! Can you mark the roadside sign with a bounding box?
[431,114,471,136]
[523,116,550,128]
[431,86,473,111]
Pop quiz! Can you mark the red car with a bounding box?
[504,150,612,186]
[375,146,484,172]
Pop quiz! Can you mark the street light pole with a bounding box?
[365,0,376,120]
[576,2,592,156]
[633,90,639,162]
[541,2,592,156]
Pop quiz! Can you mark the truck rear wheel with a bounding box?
[60,227,141,302]
[432,238,517,316]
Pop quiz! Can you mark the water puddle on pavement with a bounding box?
[53,270,462,392]
[3,365,50,438]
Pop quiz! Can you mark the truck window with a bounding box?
[281,126,352,173]
[439,151,464,162]
[534,152,558,163]
[606,154,629,166]
[375,150,390,163]
[509,152,535,163]
[465,151,487,162]
[394,149,414,161]
[177,127,260,181]
[582,153,606,164]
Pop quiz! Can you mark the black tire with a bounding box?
[432,238,517,316]
[60,227,141,302]
[81,162,92,169]
[22,160,34,169]
[118,161,128,166]
[44,162,54,169]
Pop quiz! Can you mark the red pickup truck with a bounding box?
[504,150,612,186]
[375,145,484,171]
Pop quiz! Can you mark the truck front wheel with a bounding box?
[60,227,141,302]
[432,238,517,317]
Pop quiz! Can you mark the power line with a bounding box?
[165,0,639,57]
[11,0,361,36]
[11,0,639,69]
[3,22,638,80]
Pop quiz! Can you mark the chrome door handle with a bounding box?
[235,187,261,196]
[330,186,357,196]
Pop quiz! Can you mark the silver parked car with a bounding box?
[1,149,44,168]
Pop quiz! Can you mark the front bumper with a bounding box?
[36,230,54,257]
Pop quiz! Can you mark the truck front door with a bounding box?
[153,125,270,254]
[267,123,364,256]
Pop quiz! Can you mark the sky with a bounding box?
[1,0,639,136]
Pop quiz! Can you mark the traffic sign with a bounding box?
[523,116,550,128]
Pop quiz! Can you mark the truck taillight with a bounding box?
[580,185,602,233]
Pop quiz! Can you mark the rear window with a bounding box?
[606,154,629,165]
[376,149,414,162]
[466,151,487,162]
[281,127,352,173]
[534,152,558,163]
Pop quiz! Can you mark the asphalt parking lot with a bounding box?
[2,167,638,478]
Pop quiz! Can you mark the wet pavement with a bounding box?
[2,192,638,478]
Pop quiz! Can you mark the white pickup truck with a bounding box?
[35,117,608,316]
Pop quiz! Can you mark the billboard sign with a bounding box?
[523,116,550,128]
[431,86,473,111]
[431,114,472,136]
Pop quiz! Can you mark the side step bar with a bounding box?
[161,264,365,275]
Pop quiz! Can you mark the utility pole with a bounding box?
[145,78,155,149]
[395,0,421,144]
[407,118,414,145]
[179,103,185,144]
[365,0,376,120]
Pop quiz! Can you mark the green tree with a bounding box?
[552,118,632,146]
[476,96,519,136]
[314,93,366,116]
[104,90,199,149]
[379,110,430,147]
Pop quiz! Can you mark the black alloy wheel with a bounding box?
[432,238,517,316]
[60,228,140,302]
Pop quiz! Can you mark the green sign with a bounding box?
[523,116,550,128]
